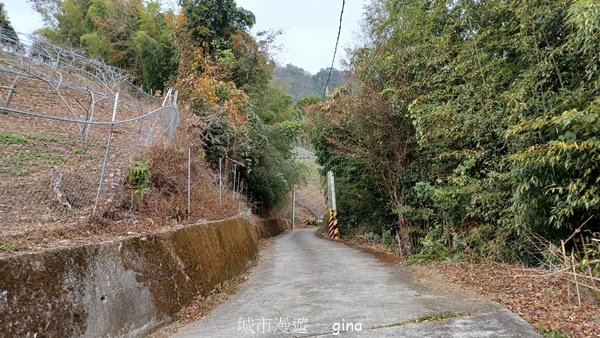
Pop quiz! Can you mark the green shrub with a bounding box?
[203,117,233,163]
[126,158,151,203]
[382,229,394,248]
[537,326,570,338]
[0,132,27,145]
[0,241,17,252]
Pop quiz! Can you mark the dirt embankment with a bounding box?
[0,217,289,338]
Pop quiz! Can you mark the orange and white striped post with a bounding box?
[327,171,340,240]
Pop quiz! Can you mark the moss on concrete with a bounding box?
[0,217,289,337]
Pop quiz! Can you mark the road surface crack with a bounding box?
[368,311,472,331]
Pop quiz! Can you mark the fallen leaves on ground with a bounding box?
[422,262,600,338]
[341,236,600,337]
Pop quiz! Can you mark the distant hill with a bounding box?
[272,64,347,100]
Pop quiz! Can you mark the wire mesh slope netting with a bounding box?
[0,31,179,234]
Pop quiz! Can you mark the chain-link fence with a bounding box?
[0,32,179,234]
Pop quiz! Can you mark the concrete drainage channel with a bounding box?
[0,217,290,337]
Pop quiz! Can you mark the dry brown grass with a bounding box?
[142,141,239,223]
[0,65,174,243]
[0,116,244,256]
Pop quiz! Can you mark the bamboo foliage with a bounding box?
[309,0,599,263]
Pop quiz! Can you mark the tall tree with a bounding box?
[0,2,19,47]
[312,67,346,95]
[272,64,348,100]
[29,0,178,90]
[179,0,255,53]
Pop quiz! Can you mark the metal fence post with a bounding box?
[232,164,237,194]
[92,92,119,216]
[81,92,95,149]
[219,157,223,205]
[187,147,191,217]
[161,87,172,107]
[292,185,296,229]
[144,87,172,147]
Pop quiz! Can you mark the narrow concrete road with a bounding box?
[174,229,539,337]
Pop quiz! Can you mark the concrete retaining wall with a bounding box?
[0,217,289,337]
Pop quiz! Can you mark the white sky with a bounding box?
[3,0,366,74]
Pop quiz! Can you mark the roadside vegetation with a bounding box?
[307,0,599,336]
[22,0,306,220]
[6,0,598,334]
[308,0,599,270]
[0,0,313,253]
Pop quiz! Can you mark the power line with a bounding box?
[323,0,346,100]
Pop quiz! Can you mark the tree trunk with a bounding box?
[395,214,412,259]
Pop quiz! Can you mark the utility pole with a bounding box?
[327,170,337,211]
[327,171,332,209]
[326,170,339,240]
